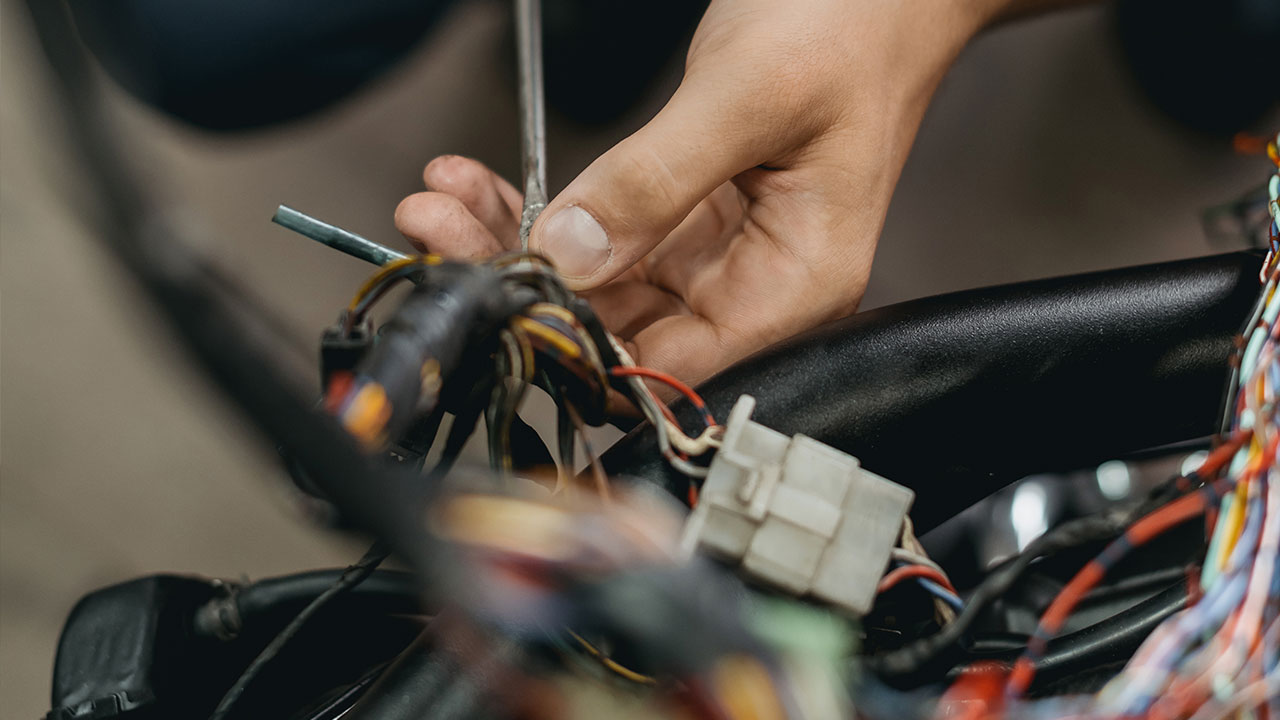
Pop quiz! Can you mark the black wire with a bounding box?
[959,582,1188,686]
[350,265,429,324]
[486,362,510,473]
[210,541,391,720]
[428,394,487,485]
[301,665,387,720]
[21,0,438,559]
[865,509,1135,680]
[20,13,482,720]
[869,466,1212,682]
[229,568,424,630]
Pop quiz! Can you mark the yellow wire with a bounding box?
[526,304,609,386]
[347,255,441,312]
[529,302,578,325]
[513,316,582,359]
[1217,472,1251,569]
[566,630,656,685]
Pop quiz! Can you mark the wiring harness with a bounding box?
[24,0,1280,713]
[226,136,1280,720]
[318,251,723,491]
[928,133,1280,719]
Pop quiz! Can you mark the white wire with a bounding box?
[608,336,710,478]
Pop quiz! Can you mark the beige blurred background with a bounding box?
[1,1,1273,716]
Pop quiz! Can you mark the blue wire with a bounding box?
[917,578,964,612]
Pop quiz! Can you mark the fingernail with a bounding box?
[540,206,610,278]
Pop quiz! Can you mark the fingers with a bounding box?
[583,280,691,341]
[395,155,524,260]
[422,155,522,242]
[394,192,505,260]
[625,314,741,392]
[529,74,805,291]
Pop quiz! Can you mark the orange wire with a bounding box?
[879,564,958,596]
[1004,430,1269,698]
[609,366,716,425]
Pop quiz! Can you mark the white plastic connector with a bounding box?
[681,395,914,615]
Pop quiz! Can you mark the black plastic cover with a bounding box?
[601,252,1262,533]
[47,575,219,719]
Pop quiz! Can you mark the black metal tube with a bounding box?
[602,252,1262,533]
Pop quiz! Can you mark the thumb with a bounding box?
[530,83,778,289]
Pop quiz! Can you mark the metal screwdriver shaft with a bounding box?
[273,205,408,266]
[515,0,547,250]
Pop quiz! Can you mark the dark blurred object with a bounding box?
[47,575,218,719]
[68,0,706,131]
[46,572,424,719]
[542,0,707,125]
[68,0,456,130]
[66,0,1278,135]
[1117,0,1280,135]
[1201,181,1276,250]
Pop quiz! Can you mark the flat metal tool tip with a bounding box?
[272,205,408,267]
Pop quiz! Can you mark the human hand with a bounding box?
[396,0,1039,389]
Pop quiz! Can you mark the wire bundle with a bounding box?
[978,133,1280,720]
[1077,131,1280,720]
[885,518,963,623]
[321,251,723,493]
[488,253,722,490]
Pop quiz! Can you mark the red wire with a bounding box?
[609,366,716,426]
[1004,492,1209,698]
[1003,430,1264,699]
[1200,429,1253,477]
[878,564,958,596]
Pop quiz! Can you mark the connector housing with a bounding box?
[682,395,914,615]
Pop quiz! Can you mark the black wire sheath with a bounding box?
[233,569,424,631]
[865,508,1167,683]
[210,542,391,720]
[962,582,1188,688]
[22,0,440,570]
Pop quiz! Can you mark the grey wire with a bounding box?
[625,374,709,478]
[1219,272,1277,433]
[515,0,547,250]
